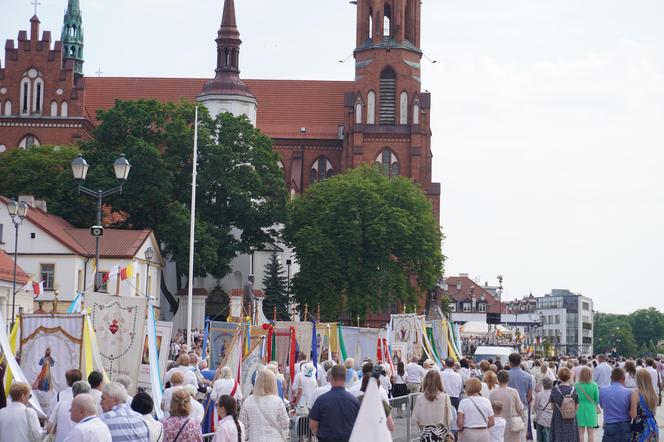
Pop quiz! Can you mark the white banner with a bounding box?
[20,314,84,413]
[86,293,146,391]
[240,337,265,397]
[137,319,172,396]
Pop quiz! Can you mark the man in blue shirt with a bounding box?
[599,367,637,442]
[593,354,613,387]
[309,364,360,442]
[507,353,532,442]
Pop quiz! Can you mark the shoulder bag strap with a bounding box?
[468,397,488,426]
[577,384,594,404]
[173,418,190,442]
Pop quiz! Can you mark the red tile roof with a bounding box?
[0,196,152,258]
[84,77,354,140]
[443,275,505,314]
[0,249,29,285]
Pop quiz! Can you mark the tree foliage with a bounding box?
[285,165,444,321]
[593,312,638,357]
[262,253,290,321]
[627,308,664,349]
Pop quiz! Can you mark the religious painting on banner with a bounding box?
[20,314,84,413]
[86,292,146,391]
[137,320,173,394]
[209,322,239,371]
[391,343,406,365]
[390,314,423,360]
[240,338,265,397]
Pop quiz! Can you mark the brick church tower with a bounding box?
[342,0,440,220]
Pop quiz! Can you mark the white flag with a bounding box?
[349,377,393,442]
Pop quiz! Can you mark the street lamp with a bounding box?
[8,199,29,328]
[144,247,154,298]
[71,154,131,291]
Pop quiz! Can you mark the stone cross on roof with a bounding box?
[31,0,41,15]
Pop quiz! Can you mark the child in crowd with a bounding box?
[489,400,506,442]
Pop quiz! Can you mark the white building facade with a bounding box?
[536,289,594,356]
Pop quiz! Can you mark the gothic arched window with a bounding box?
[61,101,68,117]
[376,149,400,178]
[4,100,12,116]
[355,100,363,124]
[383,4,392,37]
[399,91,408,124]
[50,100,58,116]
[20,68,43,115]
[309,156,334,184]
[19,134,40,149]
[379,67,396,125]
[367,91,376,124]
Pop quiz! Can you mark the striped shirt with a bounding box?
[100,404,151,442]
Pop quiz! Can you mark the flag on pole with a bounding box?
[349,376,393,442]
[67,292,83,313]
[201,317,210,363]
[147,300,164,419]
[32,281,45,298]
[101,265,120,285]
[311,319,318,375]
[289,327,297,384]
[119,263,134,281]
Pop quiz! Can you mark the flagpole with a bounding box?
[186,106,199,350]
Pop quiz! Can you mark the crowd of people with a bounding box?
[1,343,662,442]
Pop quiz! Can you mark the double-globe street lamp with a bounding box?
[71,154,131,291]
[8,199,29,328]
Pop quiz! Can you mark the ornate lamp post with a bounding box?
[71,154,131,291]
[144,247,154,298]
[8,199,29,328]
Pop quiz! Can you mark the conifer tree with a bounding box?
[262,253,290,320]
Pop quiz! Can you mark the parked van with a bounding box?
[472,346,519,364]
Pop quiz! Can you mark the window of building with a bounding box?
[368,8,373,39]
[33,78,43,114]
[379,67,396,124]
[383,4,392,37]
[375,149,400,178]
[50,100,58,116]
[399,91,408,124]
[135,272,141,296]
[449,302,456,312]
[99,272,109,293]
[40,263,55,290]
[309,156,334,183]
[19,135,40,149]
[555,315,560,324]
[3,100,11,116]
[77,269,83,291]
[61,101,68,117]
[0,145,5,153]
[478,303,487,312]
[20,78,30,115]
[582,302,590,310]
[367,90,376,124]
[463,302,471,312]
[355,101,363,124]
[413,102,420,125]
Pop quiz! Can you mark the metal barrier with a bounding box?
[203,393,423,442]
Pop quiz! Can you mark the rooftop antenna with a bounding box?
[423,53,438,64]
[338,53,354,63]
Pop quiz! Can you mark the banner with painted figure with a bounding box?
[86,292,146,390]
[276,321,313,360]
[20,314,84,413]
[389,314,424,360]
[209,322,239,371]
[339,327,383,368]
[137,320,173,394]
[240,337,265,397]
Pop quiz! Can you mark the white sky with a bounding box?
[3,0,664,314]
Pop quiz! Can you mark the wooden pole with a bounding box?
[304,303,308,321]
[273,306,277,322]
[317,304,320,323]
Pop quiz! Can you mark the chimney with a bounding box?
[18,194,35,207]
[34,199,47,212]
[30,15,40,42]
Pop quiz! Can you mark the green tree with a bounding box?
[627,308,664,349]
[594,312,638,357]
[0,145,95,226]
[285,165,444,321]
[262,253,290,321]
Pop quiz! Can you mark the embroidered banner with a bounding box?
[19,314,84,413]
[209,322,240,371]
[240,337,265,397]
[137,319,172,397]
[389,314,424,360]
[86,292,146,390]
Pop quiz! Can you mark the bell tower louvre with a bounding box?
[342,0,440,221]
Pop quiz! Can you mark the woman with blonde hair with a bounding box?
[458,378,495,442]
[489,370,524,442]
[632,369,659,441]
[575,366,599,442]
[480,370,498,398]
[162,388,202,442]
[211,366,243,403]
[344,358,358,387]
[412,370,454,441]
[239,369,289,441]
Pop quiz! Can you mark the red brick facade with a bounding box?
[0,16,93,151]
[0,1,439,219]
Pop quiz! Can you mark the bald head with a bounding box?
[70,393,98,423]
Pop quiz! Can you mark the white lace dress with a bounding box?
[239,395,289,442]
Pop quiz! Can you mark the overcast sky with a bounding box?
[3,0,663,313]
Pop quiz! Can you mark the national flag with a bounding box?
[67,292,83,313]
[119,263,134,281]
[32,281,45,298]
[100,265,120,284]
[349,375,393,442]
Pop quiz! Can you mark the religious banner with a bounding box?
[389,314,424,360]
[19,314,84,413]
[240,337,265,397]
[137,320,173,395]
[209,322,239,371]
[340,326,383,368]
[86,292,146,390]
[276,321,313,359]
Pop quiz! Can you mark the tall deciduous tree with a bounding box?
[262,253,290,321]
[285,165,444,321]
[593,312,637,357]
[627,308,664,349]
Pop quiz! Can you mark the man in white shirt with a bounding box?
[0,382,43,442]
[645,358,661,395]
[87,370,104,415]
[65,393,111,442]
[48,380,91,442]
[440,358,464,409]
[349,362,390,401]
[593,354,613,387]
[48,369,83,419]
[163,354,198,388]
[405,356,425,394]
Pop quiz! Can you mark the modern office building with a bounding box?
[536,289,594,356]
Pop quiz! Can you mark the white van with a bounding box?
[472,346,519,364]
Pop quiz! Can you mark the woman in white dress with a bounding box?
[239,369,289,442]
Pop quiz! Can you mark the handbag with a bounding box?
[508,392,525,432]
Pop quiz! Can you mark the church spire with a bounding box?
[199,0,253,98]
[61,0,84,76]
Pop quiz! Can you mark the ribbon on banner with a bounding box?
[262,323,276,363]
[0,311,44,416]
[67,292,83,313]
[147,299,164,419]
[83,313,108,382]
[338,322,348,361]
[327,324,333,362]
[311,319,318,375]
[289,327,297,385]
[201,317,210,363]
[414,320,436,365]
